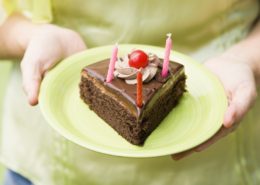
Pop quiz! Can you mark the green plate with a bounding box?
[39,44,227,158]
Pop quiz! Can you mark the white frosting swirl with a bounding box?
[114,53,159,85]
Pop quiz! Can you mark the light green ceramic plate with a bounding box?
[39,44,227,158]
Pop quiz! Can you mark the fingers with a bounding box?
[171,150,195,160]
[24,78,41,106]
[19,25,88,106]
[223,82,257,128]
[172,84,256,160]
[21,51,43,106]
[223,103,236,128]
[171,126,231,161]
[61,30,87,57]
[194,126,230,152]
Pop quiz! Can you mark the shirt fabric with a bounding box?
[0,0,260,185]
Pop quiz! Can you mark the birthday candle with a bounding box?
[161,33,172,78]
[106,43,118,82]
[136,71,143,108]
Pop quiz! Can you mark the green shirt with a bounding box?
[1,0,260,185]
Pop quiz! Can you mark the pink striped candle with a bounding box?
[106,43,118,82]
[161,33,172,78]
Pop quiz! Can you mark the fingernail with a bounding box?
[171,155,182,161]
[223,112,235,128]
[28,92,38,106]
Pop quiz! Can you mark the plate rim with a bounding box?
[39,44,227,158]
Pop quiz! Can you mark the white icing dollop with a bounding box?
[114,53,159,85]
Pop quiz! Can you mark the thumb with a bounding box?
[20,54,43,106]
[223,103,236,128]
[223,84,257,128]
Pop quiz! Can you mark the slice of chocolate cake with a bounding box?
[79,51,186,145]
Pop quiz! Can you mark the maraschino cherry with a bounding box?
[128,50,148,69]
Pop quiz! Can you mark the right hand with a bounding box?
[172,53,257,160]
[20,24,86,105]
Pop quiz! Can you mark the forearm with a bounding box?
[0,13,38,59]
[223,20,260,83]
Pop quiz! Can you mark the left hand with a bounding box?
[20,24,87,105]
[172,53,257,160]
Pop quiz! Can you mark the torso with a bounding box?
[1,0,260,184]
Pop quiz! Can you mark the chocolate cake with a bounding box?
[79,52,186,145]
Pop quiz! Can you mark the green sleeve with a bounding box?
[2,0,52,23]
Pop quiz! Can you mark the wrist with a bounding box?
[18,23,67,53]
[1,13,42,58]
[14,16,42,54]
[222,41,260,83]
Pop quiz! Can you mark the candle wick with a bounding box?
[167,33,172,38]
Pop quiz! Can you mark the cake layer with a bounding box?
[79,58,186,145]
[83,58,184,116]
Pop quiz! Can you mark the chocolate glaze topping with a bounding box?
[83,57,184,116]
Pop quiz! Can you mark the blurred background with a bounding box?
[0,61,12,183]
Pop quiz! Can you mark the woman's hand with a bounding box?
[172,53,257,160]
[20,24,86,105]
[206,54,257,126]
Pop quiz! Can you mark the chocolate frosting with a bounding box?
[83,58,184,116]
